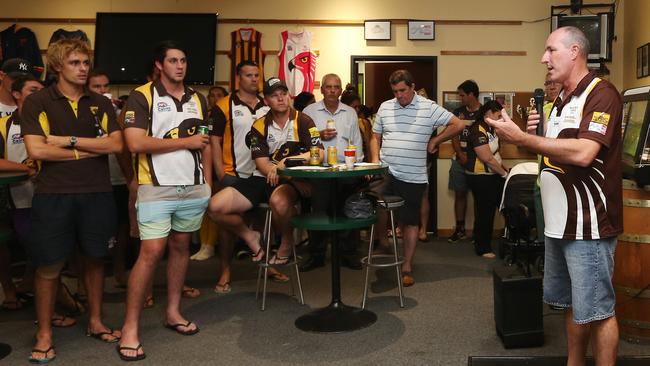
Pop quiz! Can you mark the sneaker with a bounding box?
[447,229,466,243]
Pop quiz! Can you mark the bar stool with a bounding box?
[361,195,405,309]
[255,203,304,311]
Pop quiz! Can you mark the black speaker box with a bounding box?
[493,265,544,348]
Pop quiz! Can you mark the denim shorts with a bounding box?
[543,236,617,324]
[448,159,468,191]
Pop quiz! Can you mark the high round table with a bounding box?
[0,172,28,360]
[279,163,387,333]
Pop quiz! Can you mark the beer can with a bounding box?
[326,119,336,130]
[309,147,320,165]
[198,125,209,135]
[327,146,337,165]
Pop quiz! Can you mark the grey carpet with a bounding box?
[1,237,648,365]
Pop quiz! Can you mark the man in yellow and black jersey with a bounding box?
[119,41,211,361]
[208,77,323,266]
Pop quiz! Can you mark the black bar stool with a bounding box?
[361,195,405,309]
[255,203,304,311]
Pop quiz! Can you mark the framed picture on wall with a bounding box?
[364,20,391,40]
[494,92,515,116]
[478,92,494,105]
[641,43,650,77]
[638,45,644,79]
[408,21,435,40]
[442,91,462,112]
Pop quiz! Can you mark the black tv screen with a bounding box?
[94,13,217,84]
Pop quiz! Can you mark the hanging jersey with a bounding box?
[249,109,322,177]
[230,28,265,92]
[278,30,316,98]
[125,81,208,186]
[210,93,269,178]
[464,120,501,175]
[0,114,34,208]
[540,74,623,240]
[0,24,44,77]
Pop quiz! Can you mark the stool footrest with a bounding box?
[361,255,405,268]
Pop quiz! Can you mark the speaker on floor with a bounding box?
[493,265,544,348]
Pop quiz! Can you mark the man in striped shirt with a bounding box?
[370,69,463,287]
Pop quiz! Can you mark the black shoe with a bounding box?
[299,256,325,272]
[341,255,362,270]
[447,229,467,243]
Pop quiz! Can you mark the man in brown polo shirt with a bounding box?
[487,27,623,365]
[21,38,124,363]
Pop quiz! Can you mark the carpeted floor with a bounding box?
[0,236,648,365]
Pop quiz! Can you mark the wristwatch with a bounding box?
[69,136,78,147]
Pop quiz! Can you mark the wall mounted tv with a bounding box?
[551,13,612,62]
[621,86,650,186]
[94,13,217,85]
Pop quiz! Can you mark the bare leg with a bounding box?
[31,272,58,361]
[119,237,167,359]
[591,316,619,366]
[0,244,18,305]
[113,221,130,286]
[84,256,120,340]
[401,224,418,273]
[216,230,234,288]
[208,187,261,257]
[165,231,196,333]
[418,185,430,241]
[565,309,590,366]
[268,185,300,260]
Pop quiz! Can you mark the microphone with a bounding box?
[533,88,545,137]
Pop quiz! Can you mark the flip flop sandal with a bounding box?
[402,272,415,287]
[28,345,56,364]
[163,321,200,336]
[251,247,265,263]
[86,328,121,343]
[35,315,77,328]
[269,272,290,283]
[181,287,201,298]
[116,343,146,362]
[213,282,231,294]
[269,254,291,265]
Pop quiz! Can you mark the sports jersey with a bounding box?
[0,24,44,77]
[464,120,501,175]
[540,71,623,240]
[230,28,265,92]
[21,85,119,194]
[452,105,480,155]
[124,80,208,186]
[0,102,16,119]
[278,30,316,98]
[373,94,453,184]
[209,93,269,178]
[249,108,322,177]
[0,113,33,208]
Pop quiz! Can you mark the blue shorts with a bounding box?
[448,159,468,191]
[136,184,210,240]
[543,236,617,324]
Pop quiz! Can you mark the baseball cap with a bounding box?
[263,77,288,96]
[1,58,34,78]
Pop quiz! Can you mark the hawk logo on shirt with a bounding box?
[90,106,99,115]
[163,118,201,139]
[157,101,172,112]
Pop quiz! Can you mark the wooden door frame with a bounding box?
[350,55,439,234]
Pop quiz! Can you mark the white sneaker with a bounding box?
[190,244,215,260]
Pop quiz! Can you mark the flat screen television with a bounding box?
[551,13,612,61]
[94,13,217,85]
[621,86,650,186]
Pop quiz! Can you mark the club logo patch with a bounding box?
[309,127,319,138]
[124,111,135,124]
[588,112,610,135]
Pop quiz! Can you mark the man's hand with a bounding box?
[485,109,526,145]
[427,137,440,154]
[185,134,210,150]
[266,164,279,187]
[320,128,337,141]
[526,109,541,135]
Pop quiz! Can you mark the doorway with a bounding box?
[350,56,439,234]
